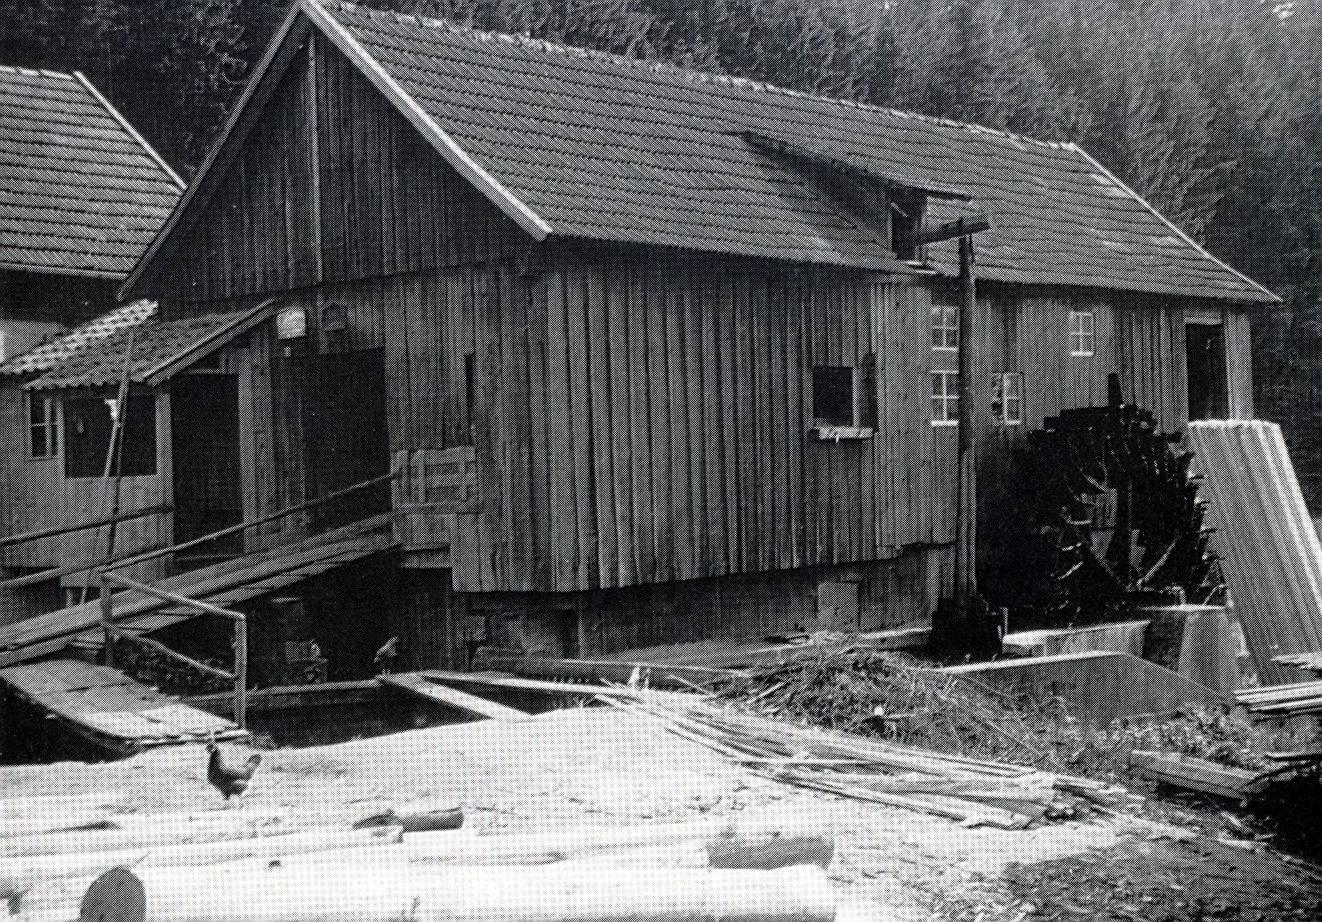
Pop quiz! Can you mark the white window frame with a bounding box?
[27,393,58,460]
[931,304,959,352]
[992,371,1024,425]
[1069,310,1096,357]
[931,371,959,427]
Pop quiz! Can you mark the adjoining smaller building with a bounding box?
[0,65,183,621]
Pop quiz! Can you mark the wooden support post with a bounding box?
[955,233,977,607]
[234,615,248,729]
[99,571,114,669]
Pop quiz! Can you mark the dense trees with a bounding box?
[2,0,1320,498]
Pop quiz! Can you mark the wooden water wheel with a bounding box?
[1004,396,1224,627]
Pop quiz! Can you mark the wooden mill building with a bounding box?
[5,0,1275,669]
[0,66,182,621]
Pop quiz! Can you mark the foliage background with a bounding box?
[3,0,1319,500]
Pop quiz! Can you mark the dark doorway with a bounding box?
[1186,322,1228,421]
[309,348,391,526]
[171,375,243,560]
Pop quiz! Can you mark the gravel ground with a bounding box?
[3,707,1314,920]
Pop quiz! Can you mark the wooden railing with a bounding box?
[98,571,248,729]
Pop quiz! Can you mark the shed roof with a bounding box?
[310,0,1275,303]
[0,300,156,378]
[0,66,184,278]
[25,311,244,391]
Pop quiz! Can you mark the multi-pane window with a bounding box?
[28,394,58,458]
[931,371,959,426]
[1069,310,1095,356]
[991,372,1024,425]
[931,304,959,351]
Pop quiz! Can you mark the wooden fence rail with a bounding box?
[98,571,248,728]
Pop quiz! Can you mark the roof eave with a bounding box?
[1067,143,1281,306]
[0,261,126,281]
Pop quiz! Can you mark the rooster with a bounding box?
[373,636,399,674]
[206,742,262,801]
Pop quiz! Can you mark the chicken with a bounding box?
[206,743,261,801]
[373,636,399,674]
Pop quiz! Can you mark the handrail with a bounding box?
[99,570,248,729]
[105,469,399,572]
[101,572,246,620]
[0,504,172,549]
[0,542,171,590]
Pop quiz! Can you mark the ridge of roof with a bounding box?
[0,65,76,80]
[318,0,1072,153]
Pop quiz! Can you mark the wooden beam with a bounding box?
[0,505,172,549]
[912,214,992,247]
[378,673,529,721]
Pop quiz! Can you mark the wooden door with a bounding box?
[171,374,243,557]
[308,348,390,525]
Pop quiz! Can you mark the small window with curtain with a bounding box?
[64,394,157,478]
[1069,310,1095,356]
[931,371,960,426]
[28,393,58,459]
[810,363,874,440]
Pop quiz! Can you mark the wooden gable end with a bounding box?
[140,28,526,313]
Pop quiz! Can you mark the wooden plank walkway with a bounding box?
[378,673,529,721]
[0,659,245,756]
[0,513,398,668]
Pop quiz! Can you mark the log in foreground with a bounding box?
[0,827,401,890]
[83,862,837,922]
[263,815,832,870]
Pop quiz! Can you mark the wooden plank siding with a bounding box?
[0,383,170,585]
[124,26,1260,611]
[146,32,524,312]
[481,249,956,595]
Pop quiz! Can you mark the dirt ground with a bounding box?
[3,707,1319,921]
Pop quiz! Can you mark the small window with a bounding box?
[931,371,960,426]
[991,372,1023,425]
[65,395,157,478]
[28,394,58,458]
[813,366,855,427]
[931,304,959,351]
[1069,310,1095,356]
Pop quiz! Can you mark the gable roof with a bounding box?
[127,0,1277,304]
[0,300,156,379]
[0,66,184,278]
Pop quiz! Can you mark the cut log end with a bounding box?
[80,868,144,922]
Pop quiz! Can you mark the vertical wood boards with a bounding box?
[144,34,522,315]
[501,250,959,595]
[1188,421,1322,684]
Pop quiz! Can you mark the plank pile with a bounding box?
[1186,421,1322,685]
[2,787,868,922]
[600,691,1133,830]
[1234,680,1322,717]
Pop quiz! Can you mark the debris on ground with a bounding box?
[601,688,1133,829]
[943,835,1322,921]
